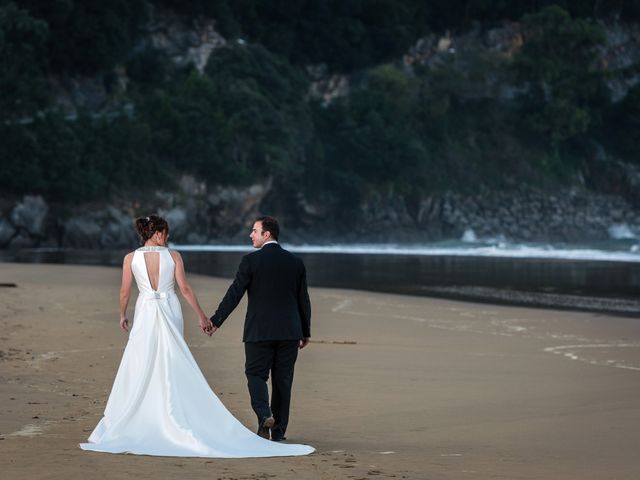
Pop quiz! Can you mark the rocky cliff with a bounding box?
[3,6,640,249]
[2,174,639,248]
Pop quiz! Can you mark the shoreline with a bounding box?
[412,286,640,317]
[1,251,639,316]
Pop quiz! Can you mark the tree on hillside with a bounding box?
[0,2,49,121]
[512,5,607,149]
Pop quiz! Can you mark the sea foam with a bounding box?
[171,242,640,263]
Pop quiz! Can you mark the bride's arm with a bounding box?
[119,253,134,332]
[170,251,214,334]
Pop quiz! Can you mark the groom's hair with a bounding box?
[256,216,279,241]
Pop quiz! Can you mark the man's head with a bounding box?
[250,216,280,248]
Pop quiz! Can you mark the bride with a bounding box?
[80,215,314,458]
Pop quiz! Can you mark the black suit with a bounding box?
[211,242,311,439]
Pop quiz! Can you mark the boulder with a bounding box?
[0,218,17,247]
[162,207,188,240]
[10,195,48,237]
[100,207,137,248]
[63,217,102,248]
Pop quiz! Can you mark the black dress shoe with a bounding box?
[271,436,287,442]
[257,416,275,439]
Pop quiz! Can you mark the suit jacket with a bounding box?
[210,243,311,342]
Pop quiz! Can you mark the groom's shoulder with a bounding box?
[278,246,305,266]
[248,244,300,259]
[251,244,297,260]
[243,249,260,260]
[243,247,268,262]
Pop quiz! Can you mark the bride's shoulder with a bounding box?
[168,249,183,262]
[123,251,136,264]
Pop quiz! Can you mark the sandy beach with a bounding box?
[1,262,639,479]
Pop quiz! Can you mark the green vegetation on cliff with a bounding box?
[1,1,639,205]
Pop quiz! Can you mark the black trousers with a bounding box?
[244,340,299,439]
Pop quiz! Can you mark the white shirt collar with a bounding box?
[262,240,279,248]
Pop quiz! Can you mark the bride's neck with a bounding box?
[144,240,165,247]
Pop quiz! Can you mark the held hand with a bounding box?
[207,325,218,337]
[199,315,216,336]
[299,337,310,349]
[120,316,129,332]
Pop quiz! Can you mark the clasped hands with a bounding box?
[199,315,217,336]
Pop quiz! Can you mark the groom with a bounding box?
[208,216,311,441]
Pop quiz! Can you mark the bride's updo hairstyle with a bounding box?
[135,215,169,244]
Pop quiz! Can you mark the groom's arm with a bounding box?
[210,255,251,328]
[297,262,311,339]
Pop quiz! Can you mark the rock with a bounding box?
[142,6,227,73]
[6,231,35,248]
[49,75,110,118]
[178,175,207,196]
[461,228,477,242]
[601,21,640,102]
[4,176,638,247]
[185,232,207,245]
[10,195,48,237]
[61,207,136,249]
[306,62,351,107]
[63,217,102,248]
[0,219,16,247]
[608,224,636,240]
[162,207,188,239]
[100,207,137,248]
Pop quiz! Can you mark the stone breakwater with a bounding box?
[1,177,639,249]
[408,188,640,243]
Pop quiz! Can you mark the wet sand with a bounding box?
[1,262,639,479]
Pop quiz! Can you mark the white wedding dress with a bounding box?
[80,246,314,457]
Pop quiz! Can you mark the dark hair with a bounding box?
[135,215,169,244]
[256,216,279,241]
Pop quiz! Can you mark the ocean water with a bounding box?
[174,238,640,263]
[174,240,640,314]
[171,241,639,290]
[2,237,639,313]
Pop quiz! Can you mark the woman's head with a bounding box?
[135,215,169,245]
